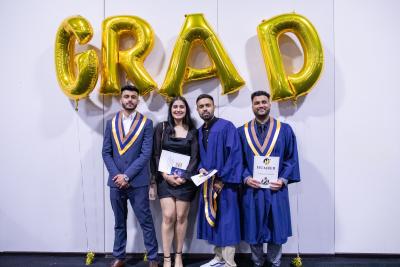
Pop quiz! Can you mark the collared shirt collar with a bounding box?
[254,116,270,126]
[122,111,136,135]
[122,111,136,121]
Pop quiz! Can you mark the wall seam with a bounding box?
[217,0,220,116]
[333,0,337,254]
[102,0,106,254]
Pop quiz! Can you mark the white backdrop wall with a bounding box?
[0,0,398,254]
[334,0,400,254]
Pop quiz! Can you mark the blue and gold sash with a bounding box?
[244,117,281,157]
[111,111,147,156]
[203,175,218,227]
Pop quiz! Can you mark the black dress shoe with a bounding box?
[110,259,125,267]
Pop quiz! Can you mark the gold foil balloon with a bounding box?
[257,13,324,102]
[159,13,245,98]
[100,16,157,96]
[55,16,99,106]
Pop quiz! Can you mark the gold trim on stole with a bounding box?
[118,112,140,142]
[250,118,274,153]
[203,176,218,227]
[244,118,281,157]
[112,114,148,156]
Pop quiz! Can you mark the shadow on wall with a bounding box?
[245,35,269,100]
[277,34,337,119]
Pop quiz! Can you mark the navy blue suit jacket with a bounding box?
[102,114,153,188]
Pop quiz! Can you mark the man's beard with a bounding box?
[200,112,213,121]
[255,109,270,120]
[122,102,137,111]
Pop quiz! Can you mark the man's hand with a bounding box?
[246,177,261,189]
[269,179,284,191]
[113,174,129,189]
[199,168,208,175]
[213,179,224,193]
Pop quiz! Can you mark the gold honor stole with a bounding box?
[203,175,218,227]
[244,117,281,157]
[111,111,147,156]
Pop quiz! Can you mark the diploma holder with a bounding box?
[191,169,218,187]
[158,150,190,176]
[253,156,279,188]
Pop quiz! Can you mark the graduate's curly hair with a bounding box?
[167,96,195,135]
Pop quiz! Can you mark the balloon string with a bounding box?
[76,112,90,252]
[294,98,300,257]
[292,99,298,108]
[296,186,300,257]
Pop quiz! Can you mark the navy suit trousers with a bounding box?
[110,186,158,260]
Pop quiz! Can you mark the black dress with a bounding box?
[151,122,199,201]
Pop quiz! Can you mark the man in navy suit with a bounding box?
[102,85,158,267]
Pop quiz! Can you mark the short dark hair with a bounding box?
[121,85,140,95]
[251,91,270,101]
[196,94,214,104]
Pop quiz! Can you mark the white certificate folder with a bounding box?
[191,169,218,186]
[158,150,190,174]
[253,156,279,188]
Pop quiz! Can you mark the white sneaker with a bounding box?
[200,258,226,267]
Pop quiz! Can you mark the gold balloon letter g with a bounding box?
[54,16,99,105]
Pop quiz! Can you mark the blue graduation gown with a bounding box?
[238,118,300,245]
[197,118,243,246]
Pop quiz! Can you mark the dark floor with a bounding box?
[1,253,400,267]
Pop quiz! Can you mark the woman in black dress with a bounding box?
[151,96,199,267]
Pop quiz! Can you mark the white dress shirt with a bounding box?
[122,111,136,136]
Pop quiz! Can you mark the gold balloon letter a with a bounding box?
[159,13,245,98]
[100,16,157,96]
[257,13,324,102]
[54,16,99,104]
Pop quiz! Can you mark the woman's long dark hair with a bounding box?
[167,96,195,135]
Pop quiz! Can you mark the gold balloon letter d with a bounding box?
[258,13,324,102]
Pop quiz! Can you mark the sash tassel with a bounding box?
[203,176,218,227]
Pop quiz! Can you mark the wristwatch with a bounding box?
[123,175,129,182]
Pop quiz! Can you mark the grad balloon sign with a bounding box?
[55,13,324,105]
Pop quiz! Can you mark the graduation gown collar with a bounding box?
[244,116,281,156]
